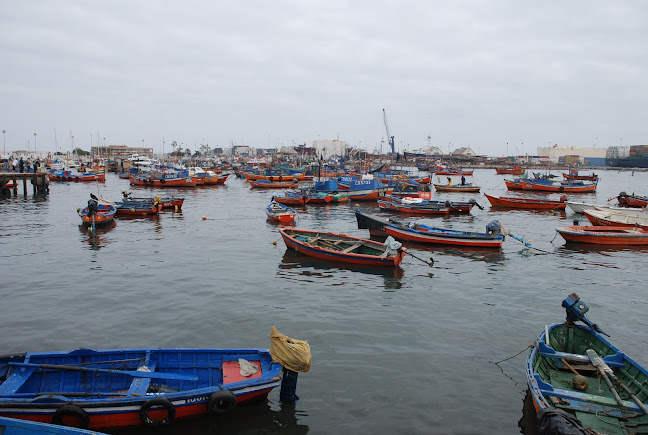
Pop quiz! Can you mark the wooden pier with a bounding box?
[0,172,49,196]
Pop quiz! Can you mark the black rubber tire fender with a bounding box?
[52,404,90,429]
[208,390,237,415]
[140,397,175,427]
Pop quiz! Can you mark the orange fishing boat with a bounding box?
[129,174,197,187]
[250,180,299,189]
[495,166,525,175]
[556,225,648,245]
[505,179,597,193]
[484,193,567,210]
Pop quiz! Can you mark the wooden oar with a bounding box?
[586,349,624,406]
[8,362,198,381]
[587,349,647,413]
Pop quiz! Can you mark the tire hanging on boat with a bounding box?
[140,397,175,427]
[52,404,90,429]
[208,389,237,414]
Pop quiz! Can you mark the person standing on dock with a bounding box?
[18,157,24,173]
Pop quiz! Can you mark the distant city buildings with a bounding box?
[536,145,607,166]
[90,145,153,160]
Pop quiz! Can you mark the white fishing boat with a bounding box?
[568,201,648,215]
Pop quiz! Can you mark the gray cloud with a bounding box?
[1,1,647,155]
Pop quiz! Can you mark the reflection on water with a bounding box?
[115,214,161,223]
[78,221,116,251]
[518,390,538,435]
[556,243,648,255]
[279,248,405,284]
[113,399,309,435]
[397,242,506,265]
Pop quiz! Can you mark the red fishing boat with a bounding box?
[265,201,297,223]
[377,199,450,215]
[114,201,160,216]
[356,209,504,248]
[434,167,473,176]
[617,192,648,208]
[583,209,648,229]
[556,225,648,245]
[562,169,599,182]
[243,172,302,182]
[120,192,184,209]
[129,174,197,187]
[272,192,310,206]
[504,179,597,193]
[383,195,477,213]
[484,193,568,210]
[204,172,231,185]
[433,184,480,193]
[0,346,282,431]
[495,166,525,175]
[250,180,299,189]
[78,198,116,228]
[279,228,407,267]
[48,169,106,182]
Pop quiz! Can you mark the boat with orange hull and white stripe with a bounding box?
[583,209,648,229]
[556,225,648,245]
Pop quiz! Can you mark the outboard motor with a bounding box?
[486,220,503,236]
[87,199,99,217]
[469,198,485,210]
[561,293,608,336]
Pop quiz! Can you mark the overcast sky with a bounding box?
[1,1,647,156]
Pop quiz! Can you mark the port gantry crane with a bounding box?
[382,108,395,154]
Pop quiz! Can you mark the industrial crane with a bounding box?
[382,108,395,154]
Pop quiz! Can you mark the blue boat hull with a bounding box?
[0,347,281,431]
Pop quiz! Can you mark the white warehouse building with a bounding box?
[313,140,347,160]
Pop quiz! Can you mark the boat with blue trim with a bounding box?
[0,347,282,431]
[355,209,503,248]
[526,293,648,433]
[278,228,406,267]
[266,201,297,223]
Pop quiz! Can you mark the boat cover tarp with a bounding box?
[536,407,592,435]
[382,236,402,257]
[270,326,312,372]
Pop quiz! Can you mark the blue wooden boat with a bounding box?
[526,293,648,433]
[78,199,116,228]
[0,416,107,434]
[0,347,282,431]
[265,201,297,223]
[355,209,504,248]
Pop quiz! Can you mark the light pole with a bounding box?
[34,133,37,154]
[2,130,5,156]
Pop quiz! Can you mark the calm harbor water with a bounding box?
[1,168,648,434]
